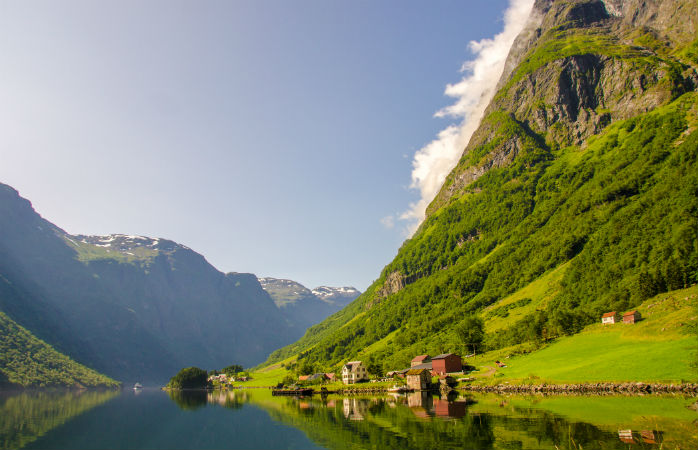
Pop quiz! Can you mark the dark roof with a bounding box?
[308,373,327,380]
[406,368,429,375]
[432,353,456,360]
[411,354,431,362]
[410,362,432,370]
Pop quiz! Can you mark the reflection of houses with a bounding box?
[602,311,616,324]
[618,429,634,444]
[618,429,662,445]
[433,398,466,418]
[406,368,431,391]
[342,398,368,420]
[342,361,368,384]
[623,310,641,324]
[640,430,662,444]
[432,353,462,374]
[407,391,433,419]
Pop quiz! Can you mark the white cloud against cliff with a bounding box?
[399,0,535,235]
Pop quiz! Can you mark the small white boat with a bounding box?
[133,383,143,390]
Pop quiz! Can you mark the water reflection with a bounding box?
[0,390,118,450]
[240,391,697,450]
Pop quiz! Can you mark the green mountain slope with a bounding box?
[263,0,698,374]
[0,311,118,388]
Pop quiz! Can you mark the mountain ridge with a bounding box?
[262,0,698,374]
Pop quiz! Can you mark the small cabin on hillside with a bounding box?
[342,361,368,385]
[411,355,431,367]
[406,368,431,391]
[602,311,617,325]
[623,310,641,324]
[432,353,462,375]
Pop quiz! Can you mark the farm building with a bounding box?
[406,368,431,391]
[342,361,368,385]
[602,311,617,324]
[432,353,462,375]
[325,373,336,381]
[623,310,641,324]
[411,355,431,367]
[307,373,328,382]
[298,375,310,381]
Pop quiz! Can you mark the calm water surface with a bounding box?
[1,388,696,449]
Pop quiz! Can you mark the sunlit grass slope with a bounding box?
[472,286,697,384]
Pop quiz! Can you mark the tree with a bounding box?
[366,359,383,378]
[455,315,484,355]
[167,367,209,389]
[222,364,243,376]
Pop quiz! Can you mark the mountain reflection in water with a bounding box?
[1,389,694,450]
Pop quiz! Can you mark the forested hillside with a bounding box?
[0,311,119,388]
[264,0,698,373]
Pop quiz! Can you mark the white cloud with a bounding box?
[380,215,395,229]
[400,0,535,236]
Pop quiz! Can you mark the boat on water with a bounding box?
[133,383,143,390]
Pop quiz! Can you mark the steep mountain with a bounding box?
[0,183,299,383]
[0,311,119,388]
[265,0,698,372]
[259,277,360,330]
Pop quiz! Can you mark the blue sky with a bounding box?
[1,0,525,290]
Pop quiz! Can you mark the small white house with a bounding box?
[601,311,616,325]
[342,361,368,385]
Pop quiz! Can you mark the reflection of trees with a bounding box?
[167,390,207,411]
[257,393,496,450]
[0,390,118,450]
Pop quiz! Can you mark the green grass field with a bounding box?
[471,286,697,384]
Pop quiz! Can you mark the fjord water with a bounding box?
[1,389,696,450]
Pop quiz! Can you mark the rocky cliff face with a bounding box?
[427,0,697,216]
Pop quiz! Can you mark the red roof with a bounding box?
[623,310,637,316]
[411,355,430,362]
[602,312,616,318]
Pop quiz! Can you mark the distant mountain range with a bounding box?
[258,278,360,330]
[0,183,357,385]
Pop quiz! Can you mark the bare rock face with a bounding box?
[428,0,698,214]
[377,271,407,298]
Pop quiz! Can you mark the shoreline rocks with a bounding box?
[460,382,698,395]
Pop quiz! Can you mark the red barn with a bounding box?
[623,310,641,324]
[431,353,462,375]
